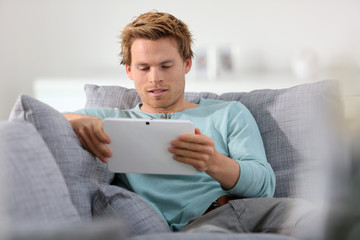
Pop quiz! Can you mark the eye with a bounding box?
[138,66,150,71]
[162,65,172,69]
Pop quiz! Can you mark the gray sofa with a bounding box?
[1,80,342,240]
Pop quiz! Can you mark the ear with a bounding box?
[125,64,133,80]
[184,59,192,74]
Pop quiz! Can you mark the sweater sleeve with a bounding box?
[72,108,121,119]
[224,102,276,197]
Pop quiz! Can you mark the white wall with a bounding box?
[1,0,360,119]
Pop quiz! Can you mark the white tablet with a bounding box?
[103,118,197,175]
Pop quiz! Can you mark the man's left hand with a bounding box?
[169,128,220,173]
[168,128,240,190]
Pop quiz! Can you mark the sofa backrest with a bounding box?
[84,80,343,200]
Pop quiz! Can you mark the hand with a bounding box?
[168,128,240,189]
[64,113,112,163]
[168,128,220,173]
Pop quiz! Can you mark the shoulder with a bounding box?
[199,99,255,123]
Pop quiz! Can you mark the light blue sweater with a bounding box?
[74,98,275,231]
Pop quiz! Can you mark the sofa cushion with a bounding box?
[130,232,296,240]
[10,218,128,240]
[8,95,115,219]
[92,184,171,236]
[84,80,341,199]
[0,121,80,225]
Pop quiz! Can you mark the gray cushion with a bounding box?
[92,184,171,236]
[84,80,342,199]
[130,232,296,240]
[0,121,80,225]
[8,95,115,219]
[10,218,128,240]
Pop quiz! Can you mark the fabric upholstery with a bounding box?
[92,184,171,236]
[8,95,114,219]
[84,80,341,199]
[0,121,80,225]
[130,232,296,240]
[10,218,128,240]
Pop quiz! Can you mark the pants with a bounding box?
[181,198,319,238]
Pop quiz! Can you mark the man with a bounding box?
[64,11,308,234]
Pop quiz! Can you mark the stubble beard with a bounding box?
[140,87,185,113]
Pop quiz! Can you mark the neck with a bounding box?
[140,100,198,115]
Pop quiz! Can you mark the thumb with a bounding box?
[195,128,202,135]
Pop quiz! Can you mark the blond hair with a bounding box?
[120,11,194,65]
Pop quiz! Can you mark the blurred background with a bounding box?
[1,1,360,239]
[0,0,359,120]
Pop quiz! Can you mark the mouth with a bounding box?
[148,88,168,97]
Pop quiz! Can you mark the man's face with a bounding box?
[125,38,192,114]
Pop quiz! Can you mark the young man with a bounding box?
[64,11,309,234]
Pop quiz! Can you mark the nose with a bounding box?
[149,68,162,84]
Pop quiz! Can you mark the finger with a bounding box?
[195,128,202,135]
[78,127,108,161]
[173,155,207,172]
[94,122,111,144]
[77,127,92,150]
[78,134,90,151]
[178,133,213,145]
[88,126,112,156]
[169,147,207,160]
[171,139,215,156]
[170,140,205,153]
[82,127,111,162]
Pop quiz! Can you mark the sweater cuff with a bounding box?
[224,161,257,196]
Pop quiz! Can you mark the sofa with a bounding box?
[0,80,343,240]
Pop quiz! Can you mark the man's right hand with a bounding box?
[63,113,112,163]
